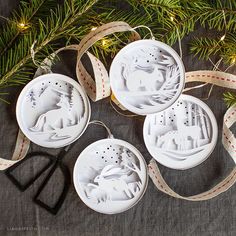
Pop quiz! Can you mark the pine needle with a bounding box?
[223,92,236,108]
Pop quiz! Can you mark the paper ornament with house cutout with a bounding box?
[110,39,185,115]
[73,139,148,214]
[143,95,218,170]
[16,73,91,148]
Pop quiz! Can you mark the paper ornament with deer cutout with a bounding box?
[143,95,218,170]
[16,73,91,148]
[73,139,148,214]
[109,39,185,115]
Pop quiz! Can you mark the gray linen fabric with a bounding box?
[0,1,236,235]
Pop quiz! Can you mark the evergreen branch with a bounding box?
[127,0,181,16]
[190,37,223,60]
[0,0,57,56]
[190,33,236,64]
[130,0,180,8]
[223,92,236,108]
[83,7,157,60]
[127,0,208,44]
[197,0,236,31]
[0,0,98,89]
[127,0,184,25]
[154,14,197,45]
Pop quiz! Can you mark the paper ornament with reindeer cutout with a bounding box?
[109,39,185,115]
[73,139,148,214]
[16,73,91,148]
[143,95,218,170]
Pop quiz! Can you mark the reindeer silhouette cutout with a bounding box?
[175,101,202,149]
[30,94,75,132]
[157,102,202,151]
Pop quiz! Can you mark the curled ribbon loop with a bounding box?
[75,21,141,101]
[36,21,141,102]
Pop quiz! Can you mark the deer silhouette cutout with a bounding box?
[175,101,202,149]
[157,102,202,151]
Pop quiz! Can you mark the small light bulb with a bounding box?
[220,35,225,41]
[102,39,107,46]
[19,23,25,27]
[170,16,174,22]
[91,27,97,31]
[18,22,28,30]
[231,57,236,64]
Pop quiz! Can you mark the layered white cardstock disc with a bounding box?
[143,95,218,170]
[16,73,91,148]
[110,39,185,115]
[73,139,148,214]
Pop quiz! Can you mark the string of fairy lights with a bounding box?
[1,9,236,79]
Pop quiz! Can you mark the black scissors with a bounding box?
[5,145,71,215]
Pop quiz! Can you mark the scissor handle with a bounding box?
[33,161,71,215]
[5,152,54,191]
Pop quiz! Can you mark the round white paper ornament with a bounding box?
[73,138,148,214]
[110,39,185,115]
[16,73,91,148]
[143,94,218,170]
